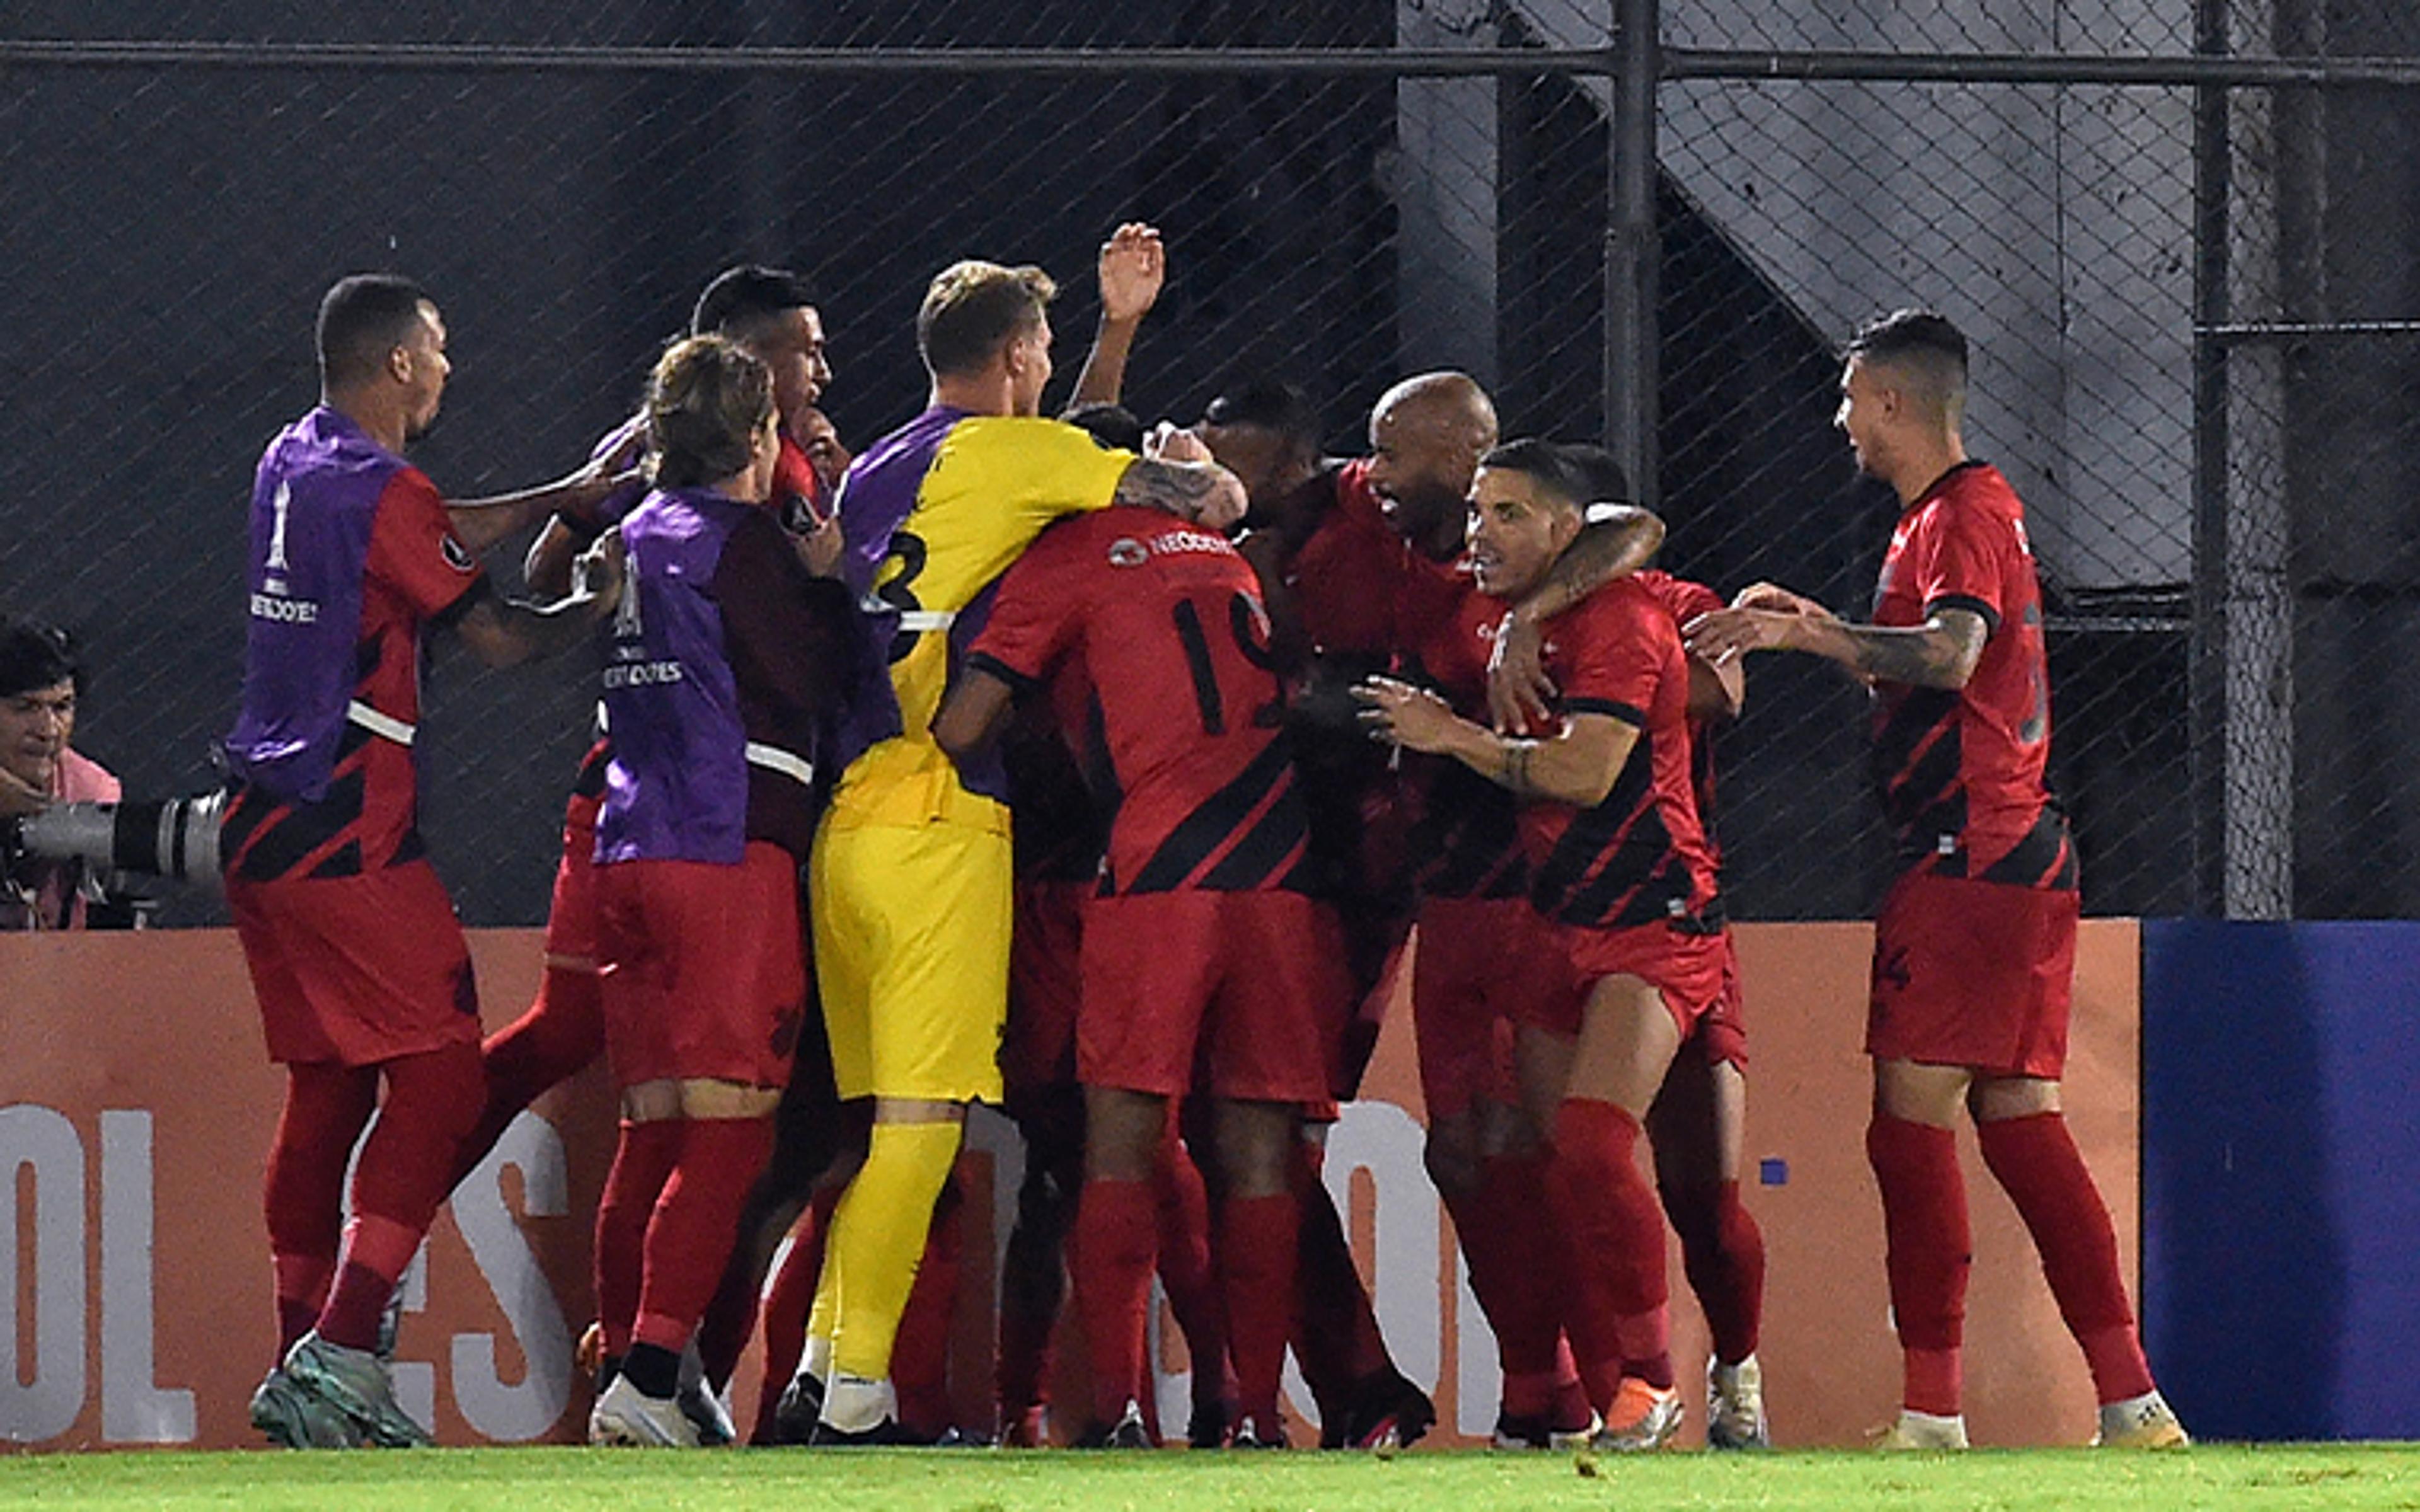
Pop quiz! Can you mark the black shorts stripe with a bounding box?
[1124,738,1294,895]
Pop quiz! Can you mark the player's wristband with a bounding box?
[550,508,605,547]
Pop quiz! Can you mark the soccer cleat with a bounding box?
[250,1365,364,1449]
[1870,1409,1970,1451]
[1228,1413,1288,1450]
[1587,1378,1683,1453]
[282,1331,432,1448]
[1706,1354,1771,1450]
[675,1343,737,1447]
[589,1375,701,1447]
[805,1416,928,1446]
[1073,1400,1156,1450]
[2094,1390,2190,1449]
[768,1371,826,1446]
[1492,1407,1601,1450]
[1335,1370,1438,1451]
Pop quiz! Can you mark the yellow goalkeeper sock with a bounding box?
[824,1119,961,1383]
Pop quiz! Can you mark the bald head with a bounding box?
[1372,370,1499,453]
[1368,371,1499,560]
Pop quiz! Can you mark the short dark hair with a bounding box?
[646,335,775,490]
[317,273,434,389]
[918,261,1056,379]
[1476,437,1593,513]
[1558,443,1634,507]
[691,265,817,340]
[1846,308,1969,424]
[1061,403,1145,454]
[1202,381,1321,449]
[0,617,81,700]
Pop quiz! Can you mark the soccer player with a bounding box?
[582,335,860,1447]
[1683,309,2187,1451]
[932,485,1340,1450]
[1358,438,1724,1455]
[224,273,625,1449]
[799,254,1244,1443]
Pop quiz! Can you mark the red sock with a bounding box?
[750,1188,838,1443]
[1867,1113,1971,1416]
[1153,1128,1228,1408]
[1218,1193,1300,1429]
[594,1121,683,1356]
[1074,1177,1159,1424]
[264,1065,378,1358]
[1660,1178,1766,1365]
[452,966,604,1188]
[1449,1151,1568,1416]
[1976,1111,2155,1404]
[1550,1338,1595,1433]
[1547,1100,1672,1390]
[894,1180,964,1435]
[631,1119,776,1355]
[318,1043,485,1351]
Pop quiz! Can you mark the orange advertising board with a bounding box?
[0,921,2138,1450]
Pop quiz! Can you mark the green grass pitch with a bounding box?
[3,1445,2416,1511]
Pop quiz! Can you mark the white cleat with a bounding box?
[1706,1354,1770,1450]
[1870,1408,1969,1451]
[589,1374,702,1447]
[2094,1390,2189,1448]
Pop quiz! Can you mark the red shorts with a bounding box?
[539,788,603,970]
[1866,870,2078,1079]
[228,860,481,1068]
[1528,916,1728,1043]
[1002,879,1087,1108]
[1684,931,1749,1070]
[596,843,807,1089]
[1412,896,1566,1120]
[1078,890,1345,1103]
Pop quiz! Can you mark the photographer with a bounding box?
[0,617,127,930]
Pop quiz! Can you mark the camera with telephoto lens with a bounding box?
[5,791,226,888]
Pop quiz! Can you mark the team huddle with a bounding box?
[216,226,2190,1456]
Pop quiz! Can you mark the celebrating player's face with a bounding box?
[1466,466,1577,600]
[744,306,833,432]
[1368,403,1473,548]
[1835,355,1889,480]
[0,680,72,793]
[398,304,451,443]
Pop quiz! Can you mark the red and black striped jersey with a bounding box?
[1634,570,1729,868]
[222,466,487,882]
[1517,578,1721,931]
[1396,564,1526,902]
[1870,461,2076,890]
[969,508,1310,897]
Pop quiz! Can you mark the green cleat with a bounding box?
[249,1365,363,1450]
[282,1330,433,1448]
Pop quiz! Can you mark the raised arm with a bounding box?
[1065,223,1166,411]
[1485,505,1667,730]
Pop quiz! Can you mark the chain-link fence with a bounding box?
[2,2,2413,925]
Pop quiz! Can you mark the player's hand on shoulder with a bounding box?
[1144,421,1211,465]
[1729,580,1830,619]
[1485,610,1556,736]
[573,530,626,616]
[1354,674,1456,753]
[1097,222,1167,324]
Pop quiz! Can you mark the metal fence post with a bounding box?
[1605,0,1659,509]
[2190,0,2232,916]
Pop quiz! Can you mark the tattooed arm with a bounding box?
[1685,601,1988,690]
[1352,676,1637,807]
[1109,455,1248,530]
